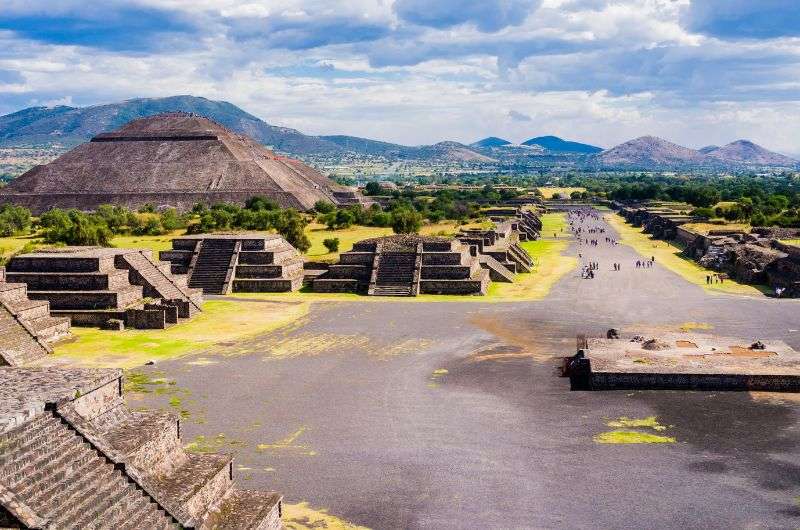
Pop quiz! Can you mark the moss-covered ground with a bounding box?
[606,213,769,296]
[50,299,309,368]
[539,212,571,238]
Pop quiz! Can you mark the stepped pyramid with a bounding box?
[0,112,371,213]
[0,268,70,366]
[456,221,534,282]
[313,234,490,296]
[0,367,282,528]
[6,247,203,329]
[160,234,305,294]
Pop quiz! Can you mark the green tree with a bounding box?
[364,181,383,196]
[391,208,422,234]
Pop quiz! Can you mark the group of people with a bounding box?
[706,274,725,284]
[636,258,656,269]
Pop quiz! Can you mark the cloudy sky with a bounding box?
[1,0,799,153]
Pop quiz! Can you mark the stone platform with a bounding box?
[0,367,282,528]
[160,233,304,294]
[5,247,203,329]
[567,332,800,391]
[313,235,490,296]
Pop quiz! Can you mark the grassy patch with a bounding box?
[594,431,676,444]
[52,299,309,368]
[681,222,751,235]
[283,502,370,530]
[540,212,570,237]
[679,322,713,332]
[780,239,800,247]
[536,186,586,199]
[607,214,769,296]
[594,415,676,444]
[109,231,184,254]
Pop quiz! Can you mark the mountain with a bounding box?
[411,142,497,162]
[593,136,710,168]
[0,95,344,154]
[698,145,719,154]
[703,140,797,167]
[470,137,512,148]
[0,96,492,163]
[522,135,602,154]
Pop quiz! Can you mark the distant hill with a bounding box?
[698,145,719,154]
[522,135,602,154]
[593,136,710,168]
[470,137,512,148]
[703,140,797,167]
[0,95,344,154]
[0,96,493,163]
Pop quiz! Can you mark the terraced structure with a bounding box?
[313,235,490,296]
[160,234,304,295]
[5,248,202,329]
[0,367,282,529]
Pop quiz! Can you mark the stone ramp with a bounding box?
[0,303,50,366]
[478,255,516,282]
[117,250,203,313]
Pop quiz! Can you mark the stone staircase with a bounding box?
[0,277,70,365]
[117,250,203,315]
[0,367,284,529]
[373,252,416,296]
[188,239,238,294]
[0,411,175,528]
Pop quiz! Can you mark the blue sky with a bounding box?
[0,0,799,154]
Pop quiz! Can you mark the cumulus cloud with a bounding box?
[508,109,533,121]
[682,0,800,39]
[393,0,541,32]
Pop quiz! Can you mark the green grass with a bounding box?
[52,299,309,368]
[780,239,800,247]
[607,213,769,296]
[540,213,570,237]
[593,431,676,444]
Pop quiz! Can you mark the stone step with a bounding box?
[49,465,132,527]
[26,445,109,512]
[200,489,282,530]
[104,492,159,529]
[0,281,28,302]
[67,473,147,528]
[27,285,144,311]
[26,315,71,344]
[150,452,233,524]
[4,270,131,291]
[5,298,51,321]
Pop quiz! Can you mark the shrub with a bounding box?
[391,208,422,234]
[314,200,336,214]
[323,237,340,253]
[0,204,32,236]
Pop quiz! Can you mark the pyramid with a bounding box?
[0,112,369,213]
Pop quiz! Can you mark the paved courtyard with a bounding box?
[135,211,800,529]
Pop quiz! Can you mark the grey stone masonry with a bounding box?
[6,247,202,329]
[314,235,490,295]
[160,233,304,294]
[0,367,284,529]
[0,273,69,366]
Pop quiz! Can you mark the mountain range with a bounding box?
[0,95,796,170]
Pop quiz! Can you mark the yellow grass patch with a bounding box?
[594,416,676,444]
[607,214,768,296]
[283,502,370,530]
[536,186,586,199]
[49,300,309,369]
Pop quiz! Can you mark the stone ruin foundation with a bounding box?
[0,367,282,529]
[159,234,304,295]
[313,235,491,296]
[564,332,800,391]
[5,247,203,330]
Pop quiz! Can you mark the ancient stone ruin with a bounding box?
[313,235,491,296]
[0,112,371,213]
[565,332,800,391]
[480,207,542,241]
[5,247,202,329]
[160,234,304,294]
[0,269,70,366]
[0,367,282,528]
[455,221,534,282]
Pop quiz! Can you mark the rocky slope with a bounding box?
[703,140,797,167]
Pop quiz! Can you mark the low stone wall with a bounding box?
[312,279,362,293]
[419,278,487,295]
[422,253,464,266]
[421,265,472,280]
[589,371,800,391]
[126,308,167,330]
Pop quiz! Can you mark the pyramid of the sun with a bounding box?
[0,112,368,213]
